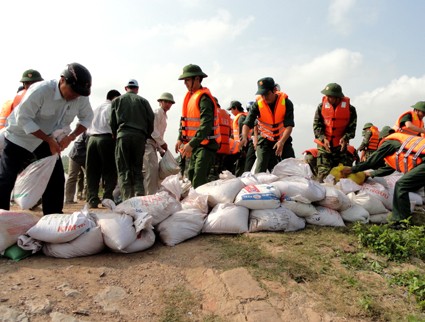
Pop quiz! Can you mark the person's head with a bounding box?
[106,89,121,101]
[246,101,254,112]
[226,100,243,116]
[256,77,277,104]
[20,69,43,89]
[274,83,281,92]
[412,101,425,120]
[157,92,175,112]
[363,122,374,130]
[125,79,139,93]
[321,83,344,107]
[379,126,395,140]
[60,63,92,101]
[178,64,207,92]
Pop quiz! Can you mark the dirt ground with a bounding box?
[0,201,421,322]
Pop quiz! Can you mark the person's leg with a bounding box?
[191,147,216,188]
[0,139,33,210]
[76,166,85,200]
[132,134,146,196]
[65,158,80,203]
[99,136,117,200]
[143,143,159,195]
[255,142,271,173]
[115,137,133,201]
[244,141,256,173]
[86,136,102,206]
[392,164,425,221]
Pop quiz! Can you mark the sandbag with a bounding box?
[240,172,279,186]
[369,213,390,224]
[202,203,249,234]
[305,206,345,227]
[27,211,95,243]
[157,209,206,246]
[336,178,363,194]
[95,212,136,251]
[360,180,392,210]
[42,226,104,258]
[181,189,209,214]
[118,229,156,254]
[271,177,326,203]
[115,191,182,225]
[347,191,388,215]
[249,206,305,232]
[340,204,370,223]
[12,155,58,209]
[195,178,245,207]
[0,210,40,252]
[271,157,313,179]
[316,185,351,211]
[159,150,180,180]
[234,184,281,210]
[282,199,318,218]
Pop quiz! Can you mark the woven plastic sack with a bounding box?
[159,150,180,180]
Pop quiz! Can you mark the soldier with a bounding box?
[393,101,425,136]
[358,122,379,161]
[313,83,357,182]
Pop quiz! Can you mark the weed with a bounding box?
[160,285,198,322]
[391,271,425,311]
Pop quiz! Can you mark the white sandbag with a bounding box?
[271,177,326,203]
[240,172,260,186]
[305,206,345,227]
[115,191,182,225]
[369,213,390,224]
[42,226,104,258]
[282,199,318,218]
[271,157,313,179]
[409,192,423,206]
[219,170,236,180]
[160,174,184,200]
[347,191,388,215]
[17,235,42,253]
[27,211,95,243]
[336,178,363,194]
[249,206,305,232]
[0,210,40,252]
[195,178,245,207]
[12,155,58,209]
[340,204,370,223]
[240,172,279,186]
[316,185,351,211]
[202,203,249,234]
[234,184,281,210]
[95,212,136,251]
[117,229,156,253]
[181,188,209,214]
[157,209,206,246]
[159,150,180,180]
[360,180,392,210]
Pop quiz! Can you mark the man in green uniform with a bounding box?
[175,64,220,188]
[241,77,295,173]
[358,122,379,162]
[110,79,154,200]
[342,126,425,227]
[313,83,357,182]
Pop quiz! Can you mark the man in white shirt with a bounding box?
[0,62,93,215]
[143,92,175,195]
[85,89,121,208]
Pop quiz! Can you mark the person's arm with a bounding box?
[274,98,295,156]
[358,130,372,151]
[404,120,425,135]
[188,95,214,149]
[109,99,118,139]
[313,104,330,151]
[342,105,357,142]
[240,104,259,147]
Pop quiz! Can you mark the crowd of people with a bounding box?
[0,62,425,229]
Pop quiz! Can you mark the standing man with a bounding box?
[110,79,154,200]
[313,83,357,182]
[358,122,379,161]
[0,62,93,215]
[143,92,175,195]
[0,69,44,129]
[393,101,425,136]
[228,100,249,176]
[86,89,121,208]
[241,77,295,173]
[175,64,220,188]
[65,132,87,204]
[342,129,422,228]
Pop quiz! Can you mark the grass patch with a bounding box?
[160,285,198,322]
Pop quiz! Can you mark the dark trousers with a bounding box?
[255,138,295,173]
[0,139,65,215]
[188,146,216,188]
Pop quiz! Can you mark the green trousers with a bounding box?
[188,146,216,188]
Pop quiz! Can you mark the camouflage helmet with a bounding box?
[412,101,425,112]
[321,83,344,98]
[379,126,395,140]
[20,69,43,83]
[178,64,208,80]
[157,92,175,104]
[363,122,374,130]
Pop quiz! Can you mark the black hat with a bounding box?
[62,63,92,96]
[227,100,243,111]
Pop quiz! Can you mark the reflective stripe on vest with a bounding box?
[367,126,380,150]
[394,110,424,136]
[257,92,288,142]
[217,108,231,154]
[321,96,351,147]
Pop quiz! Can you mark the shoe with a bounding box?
[65,201,77,204]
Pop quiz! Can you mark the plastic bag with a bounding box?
[12,155,58,209]
[159,150,180,180]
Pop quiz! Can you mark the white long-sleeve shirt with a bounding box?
[146,107,167,150]
[87,100,112,135]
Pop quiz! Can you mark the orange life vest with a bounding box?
[0,89,27,129]
[257,92,288,142]
[393,110,424,136]
[381,133,425,173]
[180,87,221,146]
[367,125,380,150]
[228,138,239,155]
[321,96,351,147]
[217,108,231,154]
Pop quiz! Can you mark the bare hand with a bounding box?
[161,143,168,151]
[323,138,331,152]
[340,166,352,177]
[339,138,348,152]
[273,140,284,157]
[175,140,182,154]
[181,143,193,158]
[48,138,62,155]
[58,135,73,151]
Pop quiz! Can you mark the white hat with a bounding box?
[127,79,139,87]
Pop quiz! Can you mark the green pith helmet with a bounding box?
[379,126,395,140]
[411,101,425,112]
[321,83,344,98]
[178,64,208,80]
[363,122,374,130]
[20,69,43,83]
[157,92,175,104]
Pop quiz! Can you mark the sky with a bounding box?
[1,0,424,158]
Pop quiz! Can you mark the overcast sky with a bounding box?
[1,0,424,157]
